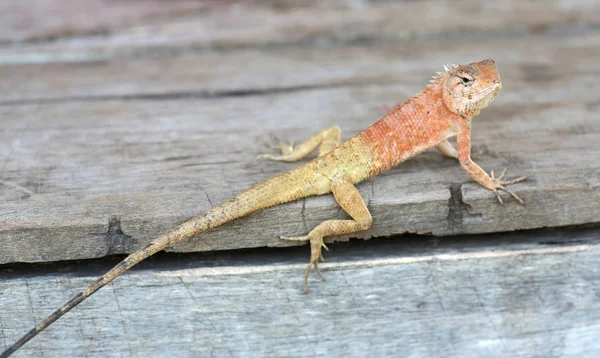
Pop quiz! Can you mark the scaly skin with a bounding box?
[1,59,526,357]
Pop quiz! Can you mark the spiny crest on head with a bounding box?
[443,63,459,72]
[430,63,460,83]
[429,72,443,83]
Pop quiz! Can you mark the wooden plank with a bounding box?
[1,1,599,265]
[0,0,226,43]
[1,0,599,64]
[2,227,600,357]
[0,78,598,264]
[1,30,600,104]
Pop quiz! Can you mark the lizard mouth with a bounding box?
[473,82,501,97]
[473,82,502,104]
[467,82,501,113]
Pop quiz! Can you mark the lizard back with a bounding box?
[310,80,459,183]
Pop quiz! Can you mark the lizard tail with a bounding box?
[1,168,315,357]
[0,213,223,358]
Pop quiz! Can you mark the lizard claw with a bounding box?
[257,153,286,161]
[490,168,527,204]
[257,134,294,159]
[280,234,327,293]
[493,189,504,204]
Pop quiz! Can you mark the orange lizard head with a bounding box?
[441,59,502,118]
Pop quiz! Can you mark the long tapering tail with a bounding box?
[1,165,317,357]
[0,215,208,358]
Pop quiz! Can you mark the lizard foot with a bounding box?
[257,134,294,161]
[281,234,328,293]
[490,168,527,204]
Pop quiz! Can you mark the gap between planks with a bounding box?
[155,243,600,278]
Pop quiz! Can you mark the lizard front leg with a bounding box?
[457,121,527,203]
[281,178,372,292]
[259,126,341,162]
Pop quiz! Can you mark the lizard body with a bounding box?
[1,59,526,357]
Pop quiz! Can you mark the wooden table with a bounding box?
[1,1,599,357]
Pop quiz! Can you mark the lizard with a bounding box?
[1,59,527,357]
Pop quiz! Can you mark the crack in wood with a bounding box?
[0,83,365,106]
[106,216,133,255]
[0,180,34,199]
[110,284,133,357]
[447,184,465,235]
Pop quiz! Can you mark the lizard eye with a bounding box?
[459,76,472,84]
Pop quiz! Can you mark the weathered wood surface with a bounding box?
[1,0,599,65]
[0,1,225,43]
[0,0,599,265]
[2,227,600,357]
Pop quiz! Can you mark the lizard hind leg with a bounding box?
[436,139,458,159]
[258,126,341,162]
[281,178,372,293]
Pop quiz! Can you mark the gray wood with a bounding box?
[2,31,600,104]
[0,1,223,43]
[1,0,599,65]
[2,227,600,358]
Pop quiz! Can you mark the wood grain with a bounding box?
[1,31,600,104]
[0,0,226,43]
[1,1,599,64]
